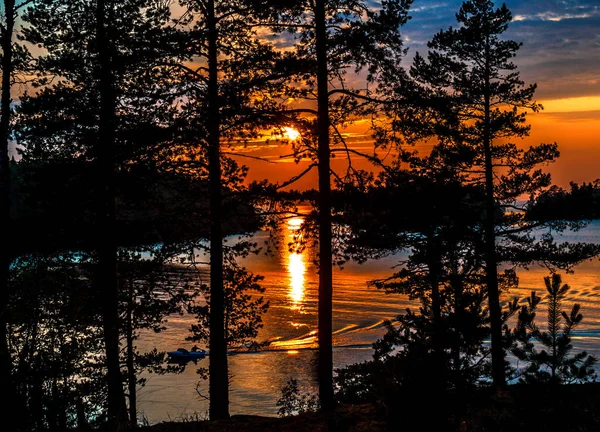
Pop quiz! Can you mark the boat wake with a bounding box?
[262,319,390,352]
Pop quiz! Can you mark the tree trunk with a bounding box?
[0,1,20,428]
[126,278,137,427]
[426,235,444,382]
[450,272,463,389]
[315,0,334,412]
[206,0,229,420]
[76,397,90,431]
[96,0,128,426]
[483,41,505,388]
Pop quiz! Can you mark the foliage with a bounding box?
[528,180,600,224]
[337,165,496,389]
[267,0,412,184]
[276,378,319,417]
[376,0,600,387]
[188,261,269,352]
[511,274,597,384]
[8,253,106,430]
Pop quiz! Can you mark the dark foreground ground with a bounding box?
[137,384,600,432]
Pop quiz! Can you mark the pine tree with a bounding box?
[172,0,291,419]
[512,274,597,384]
[18,0,183,426]
[1,0,32,427]
[336,159,496,398]
[268,0,412,409]
[117,250,195,427]
[188,261,269,355]
[397,0,561,388]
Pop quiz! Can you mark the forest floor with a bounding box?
[140,404,382,432]
[138,384,600,432]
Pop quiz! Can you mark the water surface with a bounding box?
[138,219,600,423]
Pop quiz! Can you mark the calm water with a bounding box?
[137,218,600,423]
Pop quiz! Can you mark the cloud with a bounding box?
[400,0,600,101]
[513,12,593,22]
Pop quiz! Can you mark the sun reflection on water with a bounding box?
[286,217,306,309]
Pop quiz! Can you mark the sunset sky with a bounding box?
[240,0,600,189]
[10,1,598,188]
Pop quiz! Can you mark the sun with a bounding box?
[283,126,300,141]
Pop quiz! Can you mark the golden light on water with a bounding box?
[286,217,306,308]
[288,253,306,305]
[287,216,303,229]
[283,126,300,141]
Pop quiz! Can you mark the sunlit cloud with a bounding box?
[513,12,593,22]
[541,96,600,113]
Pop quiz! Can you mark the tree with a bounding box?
[171,0,295,419]
[19,0,184,426]
[188,261,269,356]
[397,0,561,387]
[337,163,494,390]
[512,274,597,384]
[95,0,128,424]
[117,250,196,426]
[269,0,412,410]
[527,181,600,223]
[0,1,16,423]
[1,0,32,426]
[8,253,106,431]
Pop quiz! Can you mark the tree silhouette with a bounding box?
[117,250,195,426]
[95,0,128,423]
[0,1,17,424]
[19,0,184,426]
[1,0,33,427]
[188,261,269,357]
[270,0,412,409]
[8,253,106,430]
[171,0,293,419]
[398,0,559,387]
[512,274,597,384]
[338,164,493,390]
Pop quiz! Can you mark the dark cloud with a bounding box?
[401,0,600,100]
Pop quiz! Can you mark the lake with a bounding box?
[137,218,600,424]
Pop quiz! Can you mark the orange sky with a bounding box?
[528,107,600,187]
[233,98,600,191]
[231,0,600,191]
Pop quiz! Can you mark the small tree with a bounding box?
[187,260,269,383]
[512,274,597,384]
[276,378,319,417]
[8,253,107,431]
[188,262,268,352]
[117,249,196,426]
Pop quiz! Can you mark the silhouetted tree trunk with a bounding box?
[126,278,136,427]
[206,0,229,420]
[426,234,444,381]
[450,272,464,388]
[482,38,504,388]
[0,0,17,427]
[95,0,128,426]
[314,0,334,411]
[76,397,90,431]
